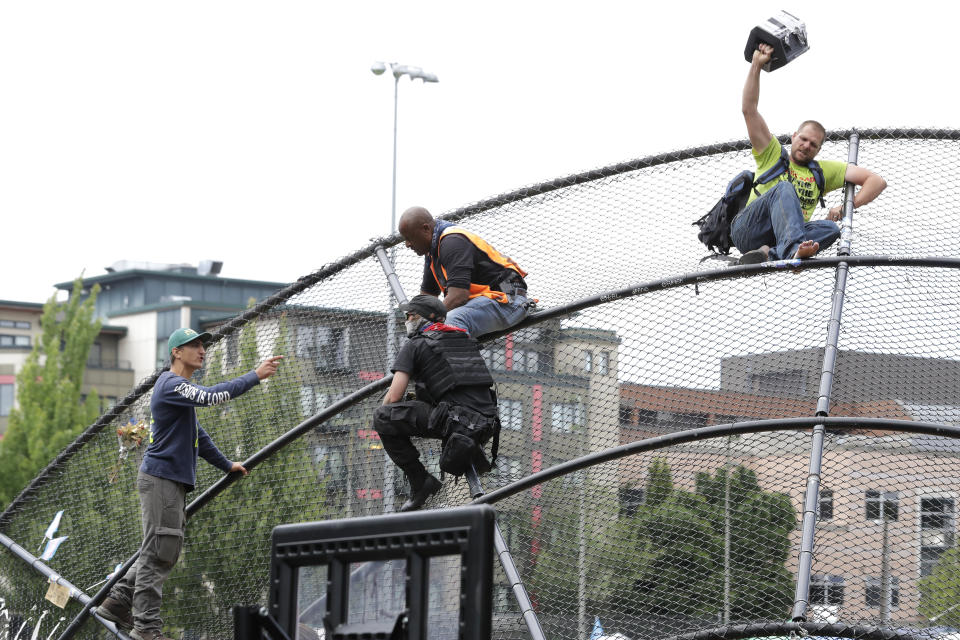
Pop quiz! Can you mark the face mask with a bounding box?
[405,318,422,337]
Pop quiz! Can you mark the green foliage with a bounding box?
[919,546,960,625]
[0,279,102,506]
[645,457,673,507]
[530,458,796,622]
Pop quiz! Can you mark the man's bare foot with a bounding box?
[793,240,819,259]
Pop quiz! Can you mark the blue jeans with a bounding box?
[445,294,528,338]
[730,181,840,261]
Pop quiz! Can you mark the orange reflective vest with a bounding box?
[429,227,527,304]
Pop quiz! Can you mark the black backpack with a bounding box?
[693,148,826,255]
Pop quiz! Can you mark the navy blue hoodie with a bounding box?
[142,369,260,489]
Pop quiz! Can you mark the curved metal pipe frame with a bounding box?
[473,417,960,506]
[663,620,932,640]
[30,255,960,640]
[1,128,957,639]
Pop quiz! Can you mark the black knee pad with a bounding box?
[372,405,392,434]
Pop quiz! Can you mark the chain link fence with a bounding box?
[2,129,960,640]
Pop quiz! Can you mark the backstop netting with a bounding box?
[2,129,960,640]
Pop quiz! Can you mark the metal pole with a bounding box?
[375,247,409,305]
[791,131,860,621]
[880,516,891,624]
[391,73,399,236]
[385,71,401,514]
[578,473,587,639]
[375,245,407,515]
[466,466,547,640]
[0,532,129,639]
[723,459,731,624]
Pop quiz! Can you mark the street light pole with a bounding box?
[370,61,440,236]
[371,61,438,515]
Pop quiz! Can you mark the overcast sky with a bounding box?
[1,1,956,303]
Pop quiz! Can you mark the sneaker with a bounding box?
[130,628,176,640]
[95,596,133,632]
[737,249,768,265]
[400,475,442,512]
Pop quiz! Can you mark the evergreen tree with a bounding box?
[695,465,796,619]
[0,279,102,506]
[529,458,796,623]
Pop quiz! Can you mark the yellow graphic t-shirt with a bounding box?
[747,137,847,221]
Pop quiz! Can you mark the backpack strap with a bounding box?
[751,147,792,195]
[755,147,827,209]
[809,160,827,209]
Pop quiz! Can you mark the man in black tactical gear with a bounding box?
[373,294,500,512]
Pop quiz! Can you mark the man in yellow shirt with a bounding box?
[733,43,887,264]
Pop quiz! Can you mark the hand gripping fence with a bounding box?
[3,128,960,640]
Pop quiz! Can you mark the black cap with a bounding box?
[399,295,447,322]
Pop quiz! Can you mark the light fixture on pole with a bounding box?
[371,61,438,515]
[370,61,439,236]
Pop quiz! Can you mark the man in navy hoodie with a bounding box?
[97,327,282,640]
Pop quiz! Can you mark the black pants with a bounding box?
[372,401,443,479]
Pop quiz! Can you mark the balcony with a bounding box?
[86,358,133,371]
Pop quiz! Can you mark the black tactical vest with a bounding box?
[416,330,494,401]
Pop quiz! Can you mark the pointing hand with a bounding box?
[256,355,283,380]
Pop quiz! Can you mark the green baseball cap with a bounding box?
[168,327,212,354]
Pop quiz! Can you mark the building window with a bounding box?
[512,327,541,342]
[636,409,656,427]
[495,457,524,485]
[494,584,512,613]
[865,576,899,608]
[818,488,834,521]
[480,347,506,371]
[296,325,350,370]
[87,342,102,367]
[865,490,899,521]
[0,320,30,329]
[597,351,610,375]
[619,405,634,427]
[512,349,539,373]
[0,334,31,348]
[649,411,708,432]
[749,369,806,396]
[920,497,955,577]
[809,574,844,606]
[498,399,523,431]
[582,350,592,372]
[313,445,347,489]
[225,333,239,367]
[619,487,645,518]
[300,386,329,417]
[561,469,584,490]
[551,402,585,433]
[1,383,13,417]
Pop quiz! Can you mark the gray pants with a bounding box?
[110,471,186,632]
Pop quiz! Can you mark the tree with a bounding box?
[529,458,796,624]
[0,279,102,506]
[695,465,796,619]
[919,546,960,626]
